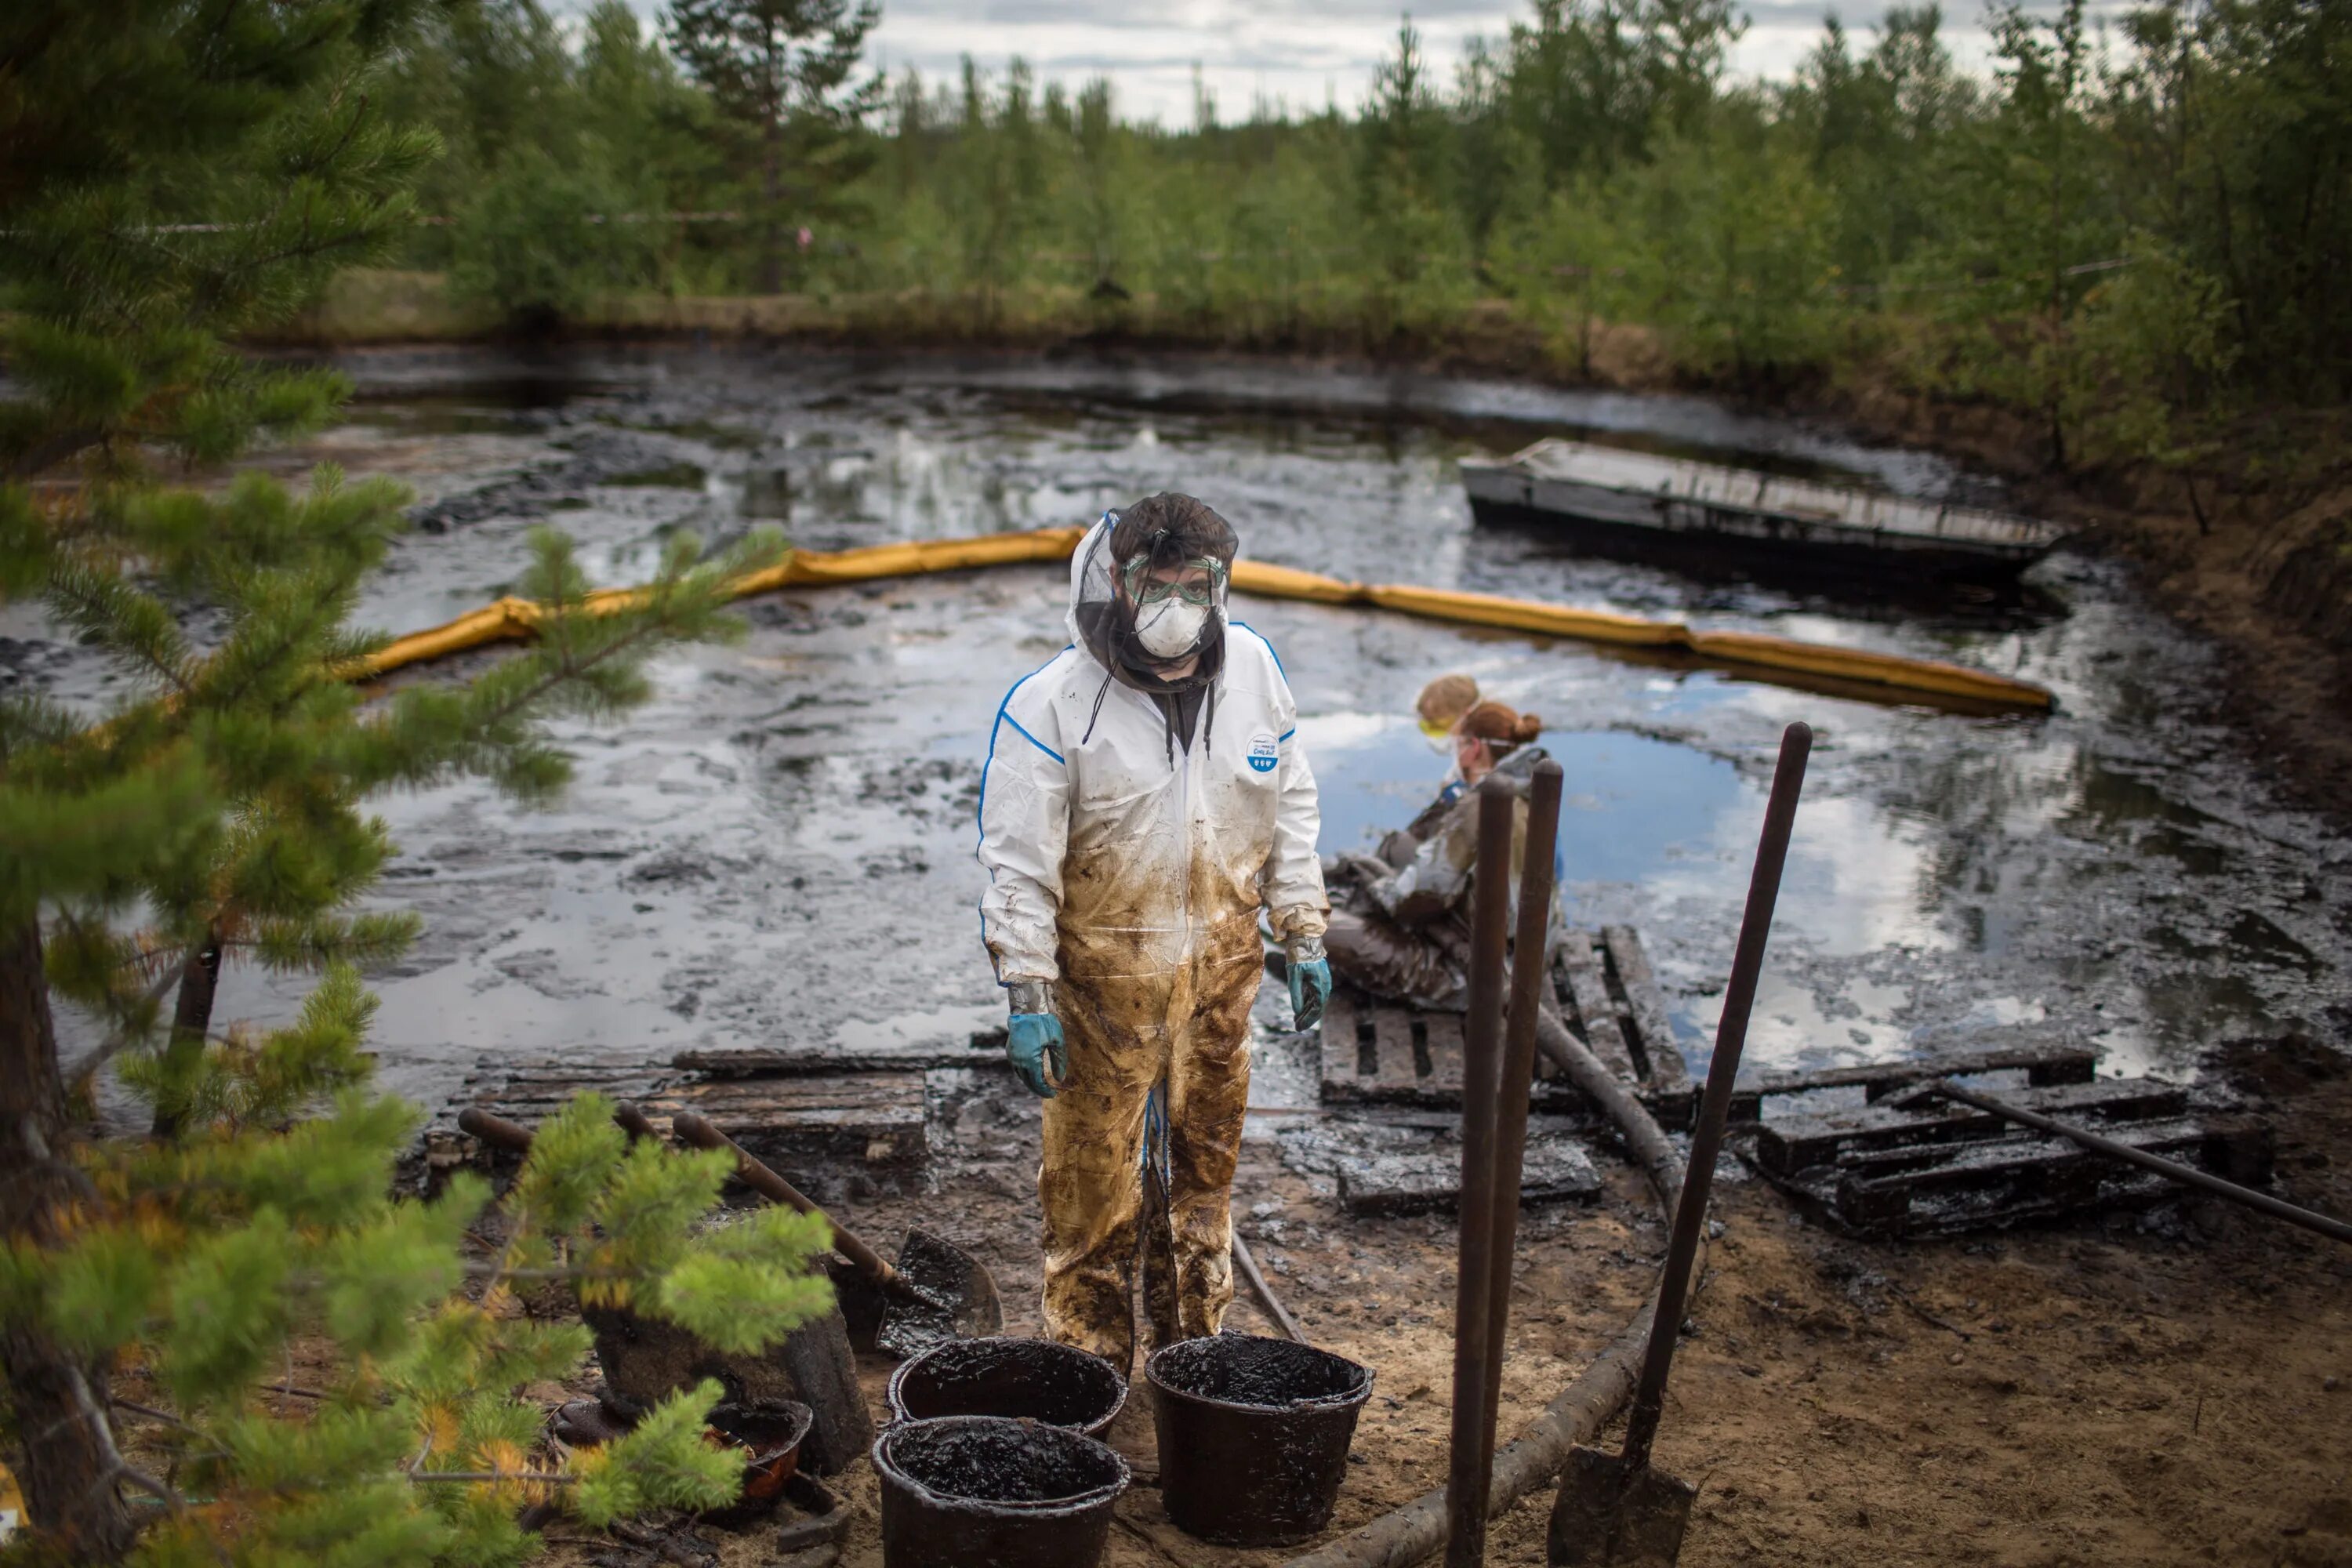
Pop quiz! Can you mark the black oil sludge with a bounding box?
[873,1414,1130,1568]
[1147,1333,1374,1547]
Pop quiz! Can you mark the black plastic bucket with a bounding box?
[874,1415,1130,1568]
[886,1337,1126,1438]
[1146,1334,1374,1546]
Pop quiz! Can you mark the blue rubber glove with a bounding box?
[1007,1013,1066,1099]
[1289,956,1333,1033]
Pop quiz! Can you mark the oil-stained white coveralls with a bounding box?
[977,526,1327,1368]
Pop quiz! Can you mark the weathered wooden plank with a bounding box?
[1370,1010,1421,1094]
[1828,1116,2220,1236]
[1754,1105,2275,1240]
[1755,1078,2193,1178]
[675,1042,1003,1077]
[1336,1136,1602,1218]
[1559,939,1640,1083]
[647,1073,929,1167]
[437,1065,929,1169]
[1320,990,1370,1101]
[1602,925,1689,1092]
[1744,1042,2099,1101]
[1423,1012,1466,1097]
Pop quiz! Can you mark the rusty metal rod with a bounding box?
[1478,760,1564,1491]
[1929,1080,2352,1246]
[456,1106,536,1153]
[1443,776,1521,1568]
[670,1110,919,1300]
[1621,720,1809,1472]
[458,1103,656,1155]
[1231,1229,1308,1342]
[1283,1019,1691,1568]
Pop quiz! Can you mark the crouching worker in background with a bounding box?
[1319,700,1562,1011]
[975,495,1330,1377]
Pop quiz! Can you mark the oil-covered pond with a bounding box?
[19,346,2346,1110]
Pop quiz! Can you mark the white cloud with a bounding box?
[567,0,2148,127]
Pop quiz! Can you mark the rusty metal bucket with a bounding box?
[1146,1334,1373,1547]
[697,1398,812,1530]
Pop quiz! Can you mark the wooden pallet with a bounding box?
[1335,1135,1602,1218]
[1748,1076,2272,1239]
[674,1040,1004,1077]
[1728,1040,2098,1124]
[417,1056,929,1193]
[1318,926,1689,1115]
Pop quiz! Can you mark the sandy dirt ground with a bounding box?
[499,1029,2348,1568]
[99,1040,2348,1568]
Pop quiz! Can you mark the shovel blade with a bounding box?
[1548,1445,1696,1568]
[873,1226,1003,1359]
[824,1256,887,1353]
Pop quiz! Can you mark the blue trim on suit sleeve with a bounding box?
[1002,712,1064,764]
[976,662,1062,985]
[1228,619,1285,680]
[1278,727,1296,742]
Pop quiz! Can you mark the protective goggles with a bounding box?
[1121,554,1227,608]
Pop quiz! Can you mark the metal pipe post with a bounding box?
[1621,720,1809,1472]
[1442,778,1520,1568]
[1478,760,1564,1492]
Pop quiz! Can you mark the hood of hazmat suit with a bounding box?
[975,495,1327,1370]
[980,498,1326,985]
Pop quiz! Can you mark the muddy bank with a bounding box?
[1801,374,2352,832]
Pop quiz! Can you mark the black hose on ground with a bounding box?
[1282,1008,1692,1568]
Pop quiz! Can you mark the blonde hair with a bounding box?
[1415,673,1480,731]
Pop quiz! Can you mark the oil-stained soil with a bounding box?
[29,345,2352,1565]
[793,1032,2350,1567]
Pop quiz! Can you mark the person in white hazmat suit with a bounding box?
[976,494,1331,1372]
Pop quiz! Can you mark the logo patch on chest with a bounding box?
[1246,732,1280,773]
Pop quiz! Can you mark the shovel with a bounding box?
[669,1111,1002,1359]
[1551,720,1810,1568]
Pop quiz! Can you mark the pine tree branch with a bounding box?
[41,564,193,699]
[1,1109,101,1210]
[6,425,103,481]
[408,1470,577,1486]
[58,963,184,1093]
[109,1397,215,1443]
[67,1367,190,1518]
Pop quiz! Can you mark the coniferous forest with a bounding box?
[362,0,2352,488]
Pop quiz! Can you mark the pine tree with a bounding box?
[1358,18,1471,331]
[0,2,822,1560]
[662,0,884,293]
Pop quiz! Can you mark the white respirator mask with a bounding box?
[1134,597,1211,659]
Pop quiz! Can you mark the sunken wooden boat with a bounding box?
[1460,437,2068,583]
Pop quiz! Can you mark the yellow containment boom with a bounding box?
[354,524,2055,713]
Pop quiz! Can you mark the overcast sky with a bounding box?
[572,0,2140,127]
